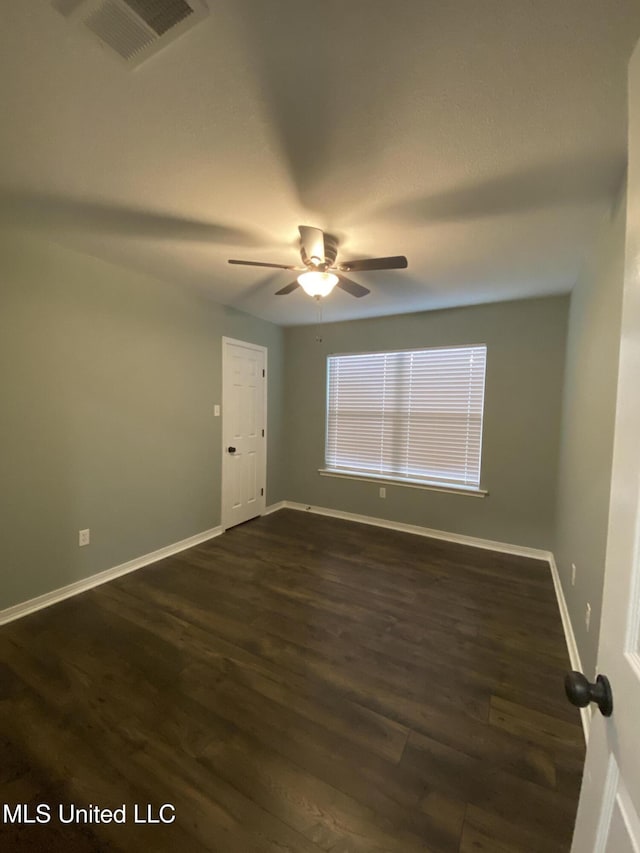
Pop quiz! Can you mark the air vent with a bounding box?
[123,0,194,36]
[51,0,208,68]
[85,1,157,59]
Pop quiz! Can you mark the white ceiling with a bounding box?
[2,1,639,325]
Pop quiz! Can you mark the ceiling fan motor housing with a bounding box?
[301,233,338,270]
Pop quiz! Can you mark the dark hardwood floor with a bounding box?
[0,509,585,852]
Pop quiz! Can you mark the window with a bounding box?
[324,345,487,492]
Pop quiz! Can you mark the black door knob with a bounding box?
[227,446,237,453]
[564,671,613,717]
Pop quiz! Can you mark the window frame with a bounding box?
[321,343,488,497]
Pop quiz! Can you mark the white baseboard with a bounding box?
[0,526,223,626]
[262,500,287,516]
[279,500,551,560]
[548,553,590,743]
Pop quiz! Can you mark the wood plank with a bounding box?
[489,695,584,746]
[403,728,578,846]
[460,803,570,853]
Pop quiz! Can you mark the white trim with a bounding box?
[262,500,286,516]
[0,526,222,626]
[325,345,487,494]
[548,553,591,743]
[279,500,550,559]
[328,342,488,358]
[318,468,488,497]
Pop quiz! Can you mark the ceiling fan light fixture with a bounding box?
[228,225,407,300]
[297,271,339,298]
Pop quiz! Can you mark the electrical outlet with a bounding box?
[214,404,220,417]
[79,528,90,547]
[379,487,386,498]
[571,563,576,586]
[585,602,591,632]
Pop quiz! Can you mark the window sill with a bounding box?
[318,468,488,498]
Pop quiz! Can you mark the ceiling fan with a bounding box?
[228,226,408,298]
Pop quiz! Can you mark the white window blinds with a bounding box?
[325,345,487,489]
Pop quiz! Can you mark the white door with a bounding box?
[570,40,640,853]
[221,338,266,530]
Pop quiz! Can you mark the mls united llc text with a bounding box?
[2,803,176,825]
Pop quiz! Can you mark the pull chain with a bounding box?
[314,296,323,343]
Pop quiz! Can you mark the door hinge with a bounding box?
[260,488,264,496]
[262,369,265,378]
[262,429,265,437]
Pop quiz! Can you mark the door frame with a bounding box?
[569,38,640,852]
[221,337,268,531]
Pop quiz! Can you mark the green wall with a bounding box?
[0,232,284,610]
[554,189,626,678]
[4,222,619,625]
[283,295,569,550]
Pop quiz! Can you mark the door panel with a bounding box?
[570,38,640,853]
[246,450,258,505]
[230,454,242,510]
[221,339,266,529]
[604,806,637,853]
[603,776,640,853]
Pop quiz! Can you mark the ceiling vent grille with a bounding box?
[52,0,208,68]
[123,0,194,36]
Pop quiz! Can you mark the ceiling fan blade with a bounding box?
[337,276,370,298]
[337,255,408,272]
[275,280,301,295]
[228,259,298,270]
[299,225,326,266]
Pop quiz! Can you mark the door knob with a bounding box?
[227,446,237,453]
[564,671,613,717]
